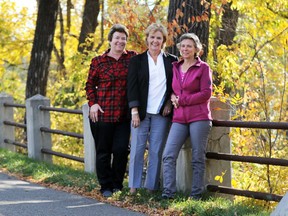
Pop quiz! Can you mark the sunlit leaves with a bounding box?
[215,170,227,183]
[0,0,36,101]
[105,0,169,52]
[230,93,242,106]
[207,0,288,206]
[1,0,287,207]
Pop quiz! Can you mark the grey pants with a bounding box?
[162,120,212,197]
[129,113,170,190]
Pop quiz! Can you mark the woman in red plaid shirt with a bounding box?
[85,24,137,198]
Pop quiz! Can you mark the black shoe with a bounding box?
[162,193,174,200]
[102,190,113,197]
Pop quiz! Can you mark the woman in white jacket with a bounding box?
[127,23,178,194]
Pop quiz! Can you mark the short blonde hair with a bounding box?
[177,33,202,57]
[145,23,168,48]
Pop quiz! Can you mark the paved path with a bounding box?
[0,171,145,216]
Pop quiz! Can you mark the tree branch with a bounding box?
[239,27,288,78]
[266,3,288,19]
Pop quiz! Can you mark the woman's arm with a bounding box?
[178,65,212,106]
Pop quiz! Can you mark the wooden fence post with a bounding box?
[26,94,52,163]
[176,97,232,196]
[0,93,15,151]
[82,103,96,173]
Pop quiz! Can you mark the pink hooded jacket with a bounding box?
[172,57,213,123]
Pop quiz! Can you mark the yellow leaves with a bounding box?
[231,179,238,188]
[213,83,230,102]
[210,3,217,11]
[214,175,223,183]
[231,93,243,106]
[245,91,259,106]
[214,170,227,183]
[0,0,35,100]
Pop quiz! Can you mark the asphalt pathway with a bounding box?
[0,171,145,216]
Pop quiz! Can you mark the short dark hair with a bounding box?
[108,24,129,41]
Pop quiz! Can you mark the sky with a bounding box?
[13,0,37,12]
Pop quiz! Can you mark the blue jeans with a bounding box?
[129,113,170,190]
[162,121,212,197]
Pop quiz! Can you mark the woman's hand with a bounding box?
[131,108,140,128]
[162,101,172,116]
[171,93,179,109]
[89,104,104,122]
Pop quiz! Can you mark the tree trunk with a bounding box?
[78,0,100,53]
[67,0,73,33]
[25,0,59,99]
[213,2,239,87]
[53,2,66,75]
[167,0,211,61]
[216,2,239,47]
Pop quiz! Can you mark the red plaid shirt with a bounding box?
[85,49,137,122]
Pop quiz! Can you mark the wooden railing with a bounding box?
[206,120,288,202]
[1,93,287,202]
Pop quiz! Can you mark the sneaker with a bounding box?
[161,193,174,200]
[102,190,113,198]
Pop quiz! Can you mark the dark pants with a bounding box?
[89,120,130,192]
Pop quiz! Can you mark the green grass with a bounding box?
[0,148,98,190]
[0,148,271,216]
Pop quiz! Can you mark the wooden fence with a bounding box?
[0,92,287,202]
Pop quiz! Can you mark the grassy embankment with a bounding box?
[0,148,271,216]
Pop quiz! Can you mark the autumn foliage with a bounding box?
[0,0,287,209]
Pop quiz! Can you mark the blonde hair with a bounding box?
[145,23,167,48]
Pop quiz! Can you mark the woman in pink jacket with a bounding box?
[162,33,212,200]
